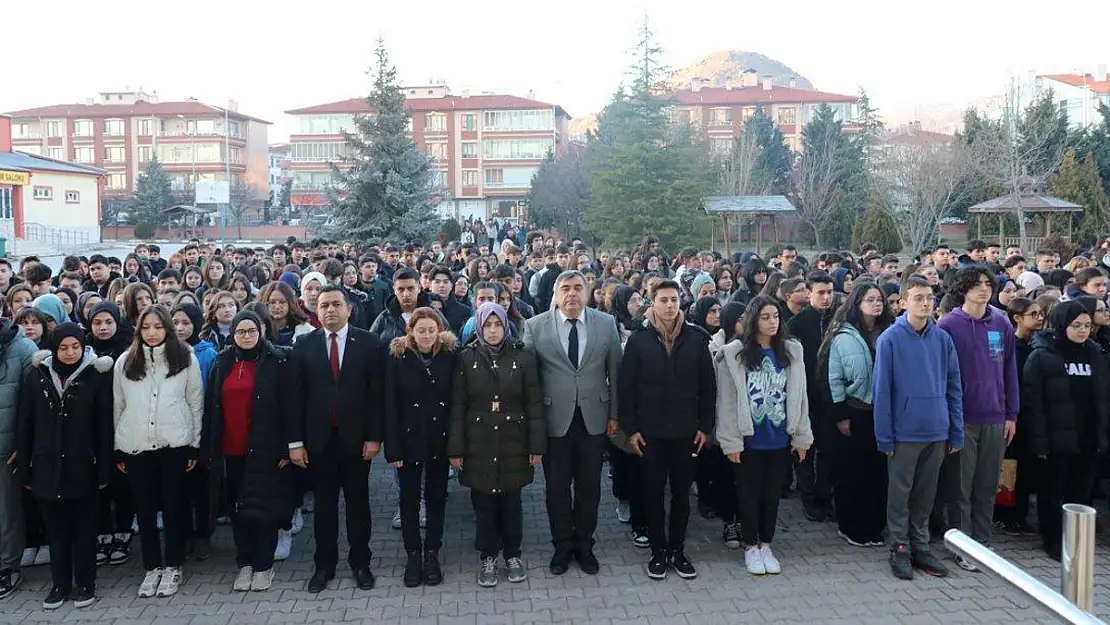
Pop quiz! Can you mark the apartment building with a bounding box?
[284,85,570,222]
[5,90,271,207]
[1036,69,1110,129]
[268,143,290,204]
[672,70,858,153]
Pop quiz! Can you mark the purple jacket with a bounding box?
[937,306,1019,425]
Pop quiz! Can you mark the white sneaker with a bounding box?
[290,508,305,536]
[301,493,314,513]
[274,529,292,561]
[744,547,765,575]
[391,508,402,530]
[760,545,781,575]
[156,566,183,597]
[156,512,164,531]
[615,501,631,524]
[954,554,980,572]
[233,566,253,592]
[138,568,163,598]
[419,501,427,529]
[32,546,51,566]
[20,547,38,568]
[250,568,275,592]
[131,517,140,534]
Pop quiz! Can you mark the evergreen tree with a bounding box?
[1076,103,1110,193]
[745,107,793,194]
[131,156,173,230]
[583,21,713,251]
[850,206,903,253]
[329,39,439,243]
[792,105,858,249]
[1050,152,1110,245]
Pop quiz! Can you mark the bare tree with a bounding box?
[872,140,968,253]
[720,130,768,196]
[792,118,846,249]
[226,183,263,239]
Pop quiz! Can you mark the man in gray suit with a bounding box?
[523,270,622,576]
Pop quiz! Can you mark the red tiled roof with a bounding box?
[671,85,857,106]
[1039,74,1110,94]
[5,100,271,124]
[285,94,570,118]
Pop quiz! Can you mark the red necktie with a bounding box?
[329,333,340,426]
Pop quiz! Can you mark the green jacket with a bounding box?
[827,324,874,405]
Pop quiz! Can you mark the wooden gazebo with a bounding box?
[702,195,796,257]
[967,192,1083,250]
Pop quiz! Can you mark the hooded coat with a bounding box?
[370,291,433,344]
[0,320,39,460]
[384,332,458,465]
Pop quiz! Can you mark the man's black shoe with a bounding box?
[403,552,423,588]
[423,550,443,586]
[670,552,697,579]
[42,586,68,610]
[576,548,600,575]
[306,570,334,593]
[889,544,913,580]
[911,550,949,577]
[354,568,376,590]
[646,553,667,580]
[549,551,572,576]
[0,568,22,600]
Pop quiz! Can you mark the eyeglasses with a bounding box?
[234,328,259,338]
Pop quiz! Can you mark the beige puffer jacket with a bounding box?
[113,344,204,455]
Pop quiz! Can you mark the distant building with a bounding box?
[268,143,289,205]
[283,86,571,222]
[1036,70,1110,129]
[0,114,106,243]
[670,71,859,153]
[5,90,271,210]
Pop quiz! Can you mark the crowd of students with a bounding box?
[0,232,1103,610]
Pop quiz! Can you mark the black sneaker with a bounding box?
[403,552,423,588]
[631,529,651,549]
[670,552,697,579]
[43,587,68,610]
[646,554,667,580]
[109,534,131,565]
[0,568,22,600]
[889,544,913,580]
[912,550,949,577]
[72,585,97,608]
[422,550,443,586]
[96,535,112,566]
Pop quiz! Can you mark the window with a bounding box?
[461,114,477,131]
[430,170,447,187]
[710,108,732,125]
[73,119,94,137]
[12,123,29,138]
[230,147,242,164]
[18,146,41,156]
[107,173,126,190]
[46,121,62,137]
[485,166,538,188]
[47,147,63,160]
[483,138,554,160]
[289,142,348,162]
[137,146,152,162]
[104,119,125,136]
[298,115,355,134]
[711,138,732,154]
[425,113,447,132]
[104,146,125,162]
[137,119,152,136]
[461,142,478,158]
[227,120,241,137]
[292,171,332,189]
[425,142,447,159]
[741,106,758,122]
[485,169,503,185]
[482,109,554,131]
[74,147,95,163]
[195,143,221,162]
[777,107,797,125]
[32,186,52,200]
[65,190,80,204]
[462,170,479,187]
[188,119,216,135]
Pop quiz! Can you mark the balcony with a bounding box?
[158,129,245,140]
[12,133,42,141]
[483,181,529,189]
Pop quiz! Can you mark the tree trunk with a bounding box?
[808,220,823,251]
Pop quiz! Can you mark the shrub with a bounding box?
[134,220,155,240]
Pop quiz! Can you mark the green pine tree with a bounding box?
[329,39,439,243]
[131,156,173,231]
[1050,152,1110,245]
[744,107,793,194]
[793,104,859,249]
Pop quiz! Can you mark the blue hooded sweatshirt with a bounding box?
[873,315,964,453]
[936,306,1019,426]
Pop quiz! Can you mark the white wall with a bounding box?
[23,171,101,241]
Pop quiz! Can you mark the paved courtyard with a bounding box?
[4,459,1110,624]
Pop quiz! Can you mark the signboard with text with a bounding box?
[0,170,30,185]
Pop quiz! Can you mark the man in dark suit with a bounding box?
[523,270,622,576]
[288,284,384,593]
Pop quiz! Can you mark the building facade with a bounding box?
[671,71,859,153]
[284,86,570,222]
[268,143,289,205]
[5,90,271,209]
[1036,71,1110,129]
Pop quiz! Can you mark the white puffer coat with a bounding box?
[113,344,204,455]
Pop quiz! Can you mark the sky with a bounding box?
[5,0,1108,141]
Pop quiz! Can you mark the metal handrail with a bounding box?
[944,529,1103,624]
[22,222,91,252]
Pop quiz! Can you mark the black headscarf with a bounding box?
[610,286,639,331]
[231,310,266,361]
[49,322,87,379]
[720,301,747,343]
[75,292,102,328]
[691,296,722,333]
[1049,300,1089,348]
[171,303,205,346]
[1044,269,1074,290]
[86,301,134,359]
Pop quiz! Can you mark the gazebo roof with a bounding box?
[967,192,1083,214]
[702,195,796,215]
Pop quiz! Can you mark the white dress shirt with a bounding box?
[556,308,587,367]
[325,323,350,366]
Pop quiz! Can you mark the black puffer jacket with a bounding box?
[384,333,458,465]
[201,341,295,523]
[447,342,545,494]
[1022,331,1110,457]
[369,292,432,344]
[16,348,114,499]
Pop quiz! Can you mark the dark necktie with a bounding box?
[568,318,579,370]
[329,333,340,426]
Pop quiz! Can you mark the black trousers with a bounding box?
[796,401,833,511]
[641,436,695,556]
[224,456,280,571]
[98,466,135,536]
[126,446,191,570]
[702,446,738,523]
[833,407,888,542]
[310,427,372,573]
[543,410,606,553]
[609,444,647,530]
[39,496,99,590]
[184,465,211,539]
[471,489,523,560]
[930,451,962,531]
[736,447,792,545]
[22,489,46,548]
[398,457,449,553]
[1038,451,1099,553]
